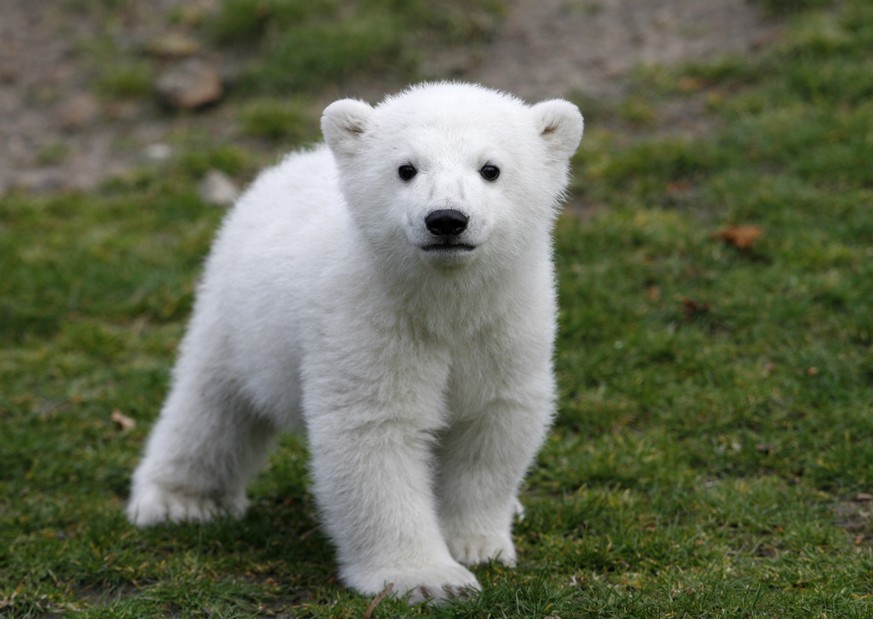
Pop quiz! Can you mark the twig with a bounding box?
[362,582,394,619]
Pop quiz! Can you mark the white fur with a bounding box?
[127,82,583,603]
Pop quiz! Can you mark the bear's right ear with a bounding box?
[321,99,374,158]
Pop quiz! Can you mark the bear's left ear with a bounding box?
[531,100,584,160]
[321,99,374,158]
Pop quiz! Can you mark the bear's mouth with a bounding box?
[421,242,477,253]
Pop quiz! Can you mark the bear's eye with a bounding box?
[398,164,418,181]
[480,164,500,181]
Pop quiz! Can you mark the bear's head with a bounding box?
[322,82,583,274]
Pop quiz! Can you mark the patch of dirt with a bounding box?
[834,493,873,543]
[0,0,781,196]
[466,0,780,100]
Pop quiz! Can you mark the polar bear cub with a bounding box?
[127,82,583,602]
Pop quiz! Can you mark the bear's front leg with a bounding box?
[436,377,554,568]
[307,415,479,603]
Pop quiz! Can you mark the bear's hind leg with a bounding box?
[127,371,277,527]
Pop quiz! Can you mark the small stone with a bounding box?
[59,92,101,130]
[0,65,18,84]
[155,58,222,109]
[144,143,173,162]
[199,170,239,207]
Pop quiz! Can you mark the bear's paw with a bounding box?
[446,531,517,568]
[127,484,247,527]
[345,561,480,604]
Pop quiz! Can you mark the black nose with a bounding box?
[425,209,469,238]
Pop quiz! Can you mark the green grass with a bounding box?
[93,60,153,99]
[238,97,318,142]
[3,0,873,616]
[203,0,503,94]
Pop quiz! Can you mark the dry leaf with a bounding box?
[666,180,692,196]
[711,225,763,249]
[678,76,705,92]
[111,409,136,432]
[682,297,712,319]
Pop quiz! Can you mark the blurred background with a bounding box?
[1,0,781,198]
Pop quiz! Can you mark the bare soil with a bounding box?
[467,0,779,100]
[0,0,781,196]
